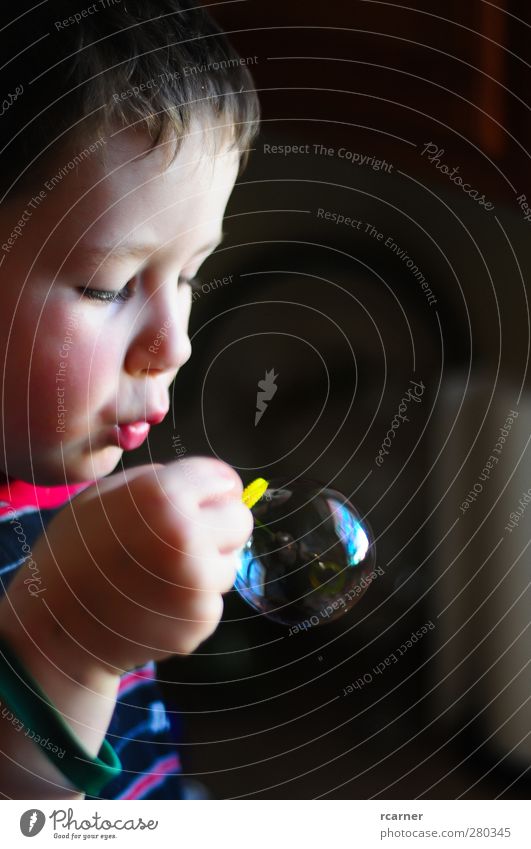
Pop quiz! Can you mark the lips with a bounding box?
[113,408,168,451]
[115,422,151,451]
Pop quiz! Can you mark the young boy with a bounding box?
[0,1,259,799]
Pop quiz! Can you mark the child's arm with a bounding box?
[0,458,251,799]
[0,615,119,799]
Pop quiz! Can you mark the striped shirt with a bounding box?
[0,478,184,800]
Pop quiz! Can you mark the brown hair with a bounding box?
[0,1,260,198]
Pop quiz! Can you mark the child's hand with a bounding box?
[5,458,253,676]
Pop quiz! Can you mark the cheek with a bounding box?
[3,298,120,435]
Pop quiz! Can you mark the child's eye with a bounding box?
[79,276,202,304]
[80,279,135,303]
[80,286,132,303]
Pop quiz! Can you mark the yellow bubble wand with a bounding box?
[242,477,269,509]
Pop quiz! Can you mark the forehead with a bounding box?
[39,126,240,262]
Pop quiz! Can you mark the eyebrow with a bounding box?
[78,234,225,267]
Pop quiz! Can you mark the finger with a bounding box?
[195,500,253,554]
[186,553,240,597]
[173,594,225,655]
[162,456,243,505]
[217,552,241,594]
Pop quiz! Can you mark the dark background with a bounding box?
[125,0,531,798]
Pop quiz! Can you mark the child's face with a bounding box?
[0,127,240,484]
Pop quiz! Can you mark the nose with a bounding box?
[124,284,192,377]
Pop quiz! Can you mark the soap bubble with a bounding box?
[235,479,376,626]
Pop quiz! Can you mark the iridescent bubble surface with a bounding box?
[235,479,376,626]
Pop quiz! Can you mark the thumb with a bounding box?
[72,463,165,503]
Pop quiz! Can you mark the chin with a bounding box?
[82,446,125,481]
[40,446,124,485]
[2,442,125,487]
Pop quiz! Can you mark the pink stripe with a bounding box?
[118,664,156,696]
[0,479,93,515]
[118,753,181,800]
